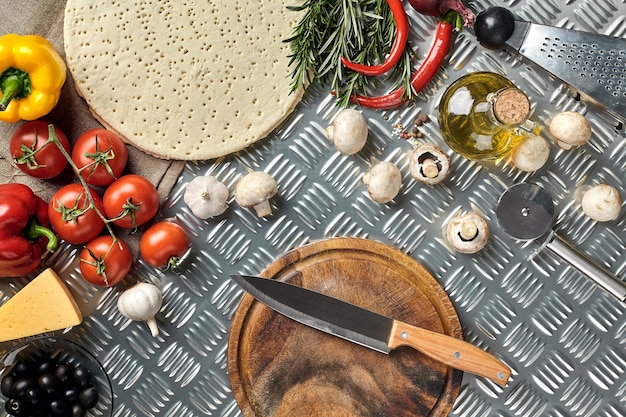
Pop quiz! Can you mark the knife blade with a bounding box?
[231,274,511,386]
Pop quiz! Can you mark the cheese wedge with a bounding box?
[0,268,83,342]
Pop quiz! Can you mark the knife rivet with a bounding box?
[454,351,461,358]
[401,332,408,339]
[498,372,505,379]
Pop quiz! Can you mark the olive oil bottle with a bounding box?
[438,72,538,161]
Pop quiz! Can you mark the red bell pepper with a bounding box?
[0,183,57,277]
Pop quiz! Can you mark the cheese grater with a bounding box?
[471,10,626,120]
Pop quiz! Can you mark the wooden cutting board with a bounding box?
[228,237,463,417]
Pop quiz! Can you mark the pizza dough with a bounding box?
[64,0,303,160]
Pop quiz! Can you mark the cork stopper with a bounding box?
[492,87,530,125]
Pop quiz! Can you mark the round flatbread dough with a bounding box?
[64,0,303,160]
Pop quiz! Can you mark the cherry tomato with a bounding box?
[72,128,128,186]
[48,184,106,244]
[79,235,132,287]
[140,222,190,269]
[103,174,159,229]
[10,121,71,179]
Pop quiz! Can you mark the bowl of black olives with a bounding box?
[0,337,113,417]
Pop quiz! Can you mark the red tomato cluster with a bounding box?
[9,121,190,287]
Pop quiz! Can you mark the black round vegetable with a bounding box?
[1,354,100,416]
[1,373,15,397]
[474,6,516,50]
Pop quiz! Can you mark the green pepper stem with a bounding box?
[26,220,59,252]
[0,75,21,111]
[0,67,32,111]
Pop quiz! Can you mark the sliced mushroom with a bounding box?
[446,212,489,254]
[234,171,278,217]
[581,184,622,222]
[511,135,551,172]
[549,111,591,150]
[362,161,402,203]
[325,109,368,155]
[409,144,450,185]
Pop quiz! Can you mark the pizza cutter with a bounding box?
[496,183,626,302]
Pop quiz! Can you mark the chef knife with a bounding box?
[231,274,511,386]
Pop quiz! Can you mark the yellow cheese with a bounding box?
[0,268,83,342]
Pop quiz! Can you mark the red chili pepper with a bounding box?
[340,0,409,76]
[0,183,58,277]
[351,11,461,109]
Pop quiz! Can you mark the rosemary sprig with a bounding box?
[285,0,414,107]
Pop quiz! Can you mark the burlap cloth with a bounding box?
[0,0,186,256]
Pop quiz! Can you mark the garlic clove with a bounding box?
[117,282,163,337]
[184,175,229,219]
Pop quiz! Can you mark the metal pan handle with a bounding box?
[546,234,626,302]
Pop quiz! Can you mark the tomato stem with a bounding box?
[47,124,119,242]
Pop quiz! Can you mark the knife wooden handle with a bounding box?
[389,320,511,386]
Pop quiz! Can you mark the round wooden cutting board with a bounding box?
[228,238,463,417]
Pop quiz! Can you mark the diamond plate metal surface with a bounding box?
[2,1,626,416]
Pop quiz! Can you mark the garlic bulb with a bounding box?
[183,175,229,219]
[117,282,163,337]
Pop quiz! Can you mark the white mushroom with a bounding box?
[581,184,622,222]
[511,135,551,172]
[234,171,278,217]
[362,161,402,203]
[409,144,450,185]
[183,175,229,219]
[446,212,489,254]
[325,109,368,155]
[549,111,591,150]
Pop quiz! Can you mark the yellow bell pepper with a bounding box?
[0,34,66,123]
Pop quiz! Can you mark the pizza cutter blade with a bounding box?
[497,183,626,302]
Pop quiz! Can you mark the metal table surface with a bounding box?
[2,1,626,416]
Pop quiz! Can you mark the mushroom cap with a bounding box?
[409,144,450,185]
[549,111,591,150]
[234,171,278,208]
[362,161,402,203]
[511,135,551,172]
[325,109,368,155]
[581,184,622,222]
[446,212,489,254]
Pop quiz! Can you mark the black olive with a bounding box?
[1,373,15,397]
[55,363,74,385]
[5,398,25,416]
[10,378,34,399]
[37,359,58,376]
[63,387,80,403]
[474,6,517,50]
[25,386,45,409]
[50,398,71,417]
[11,361,34,379]
[38,373,61,396]
[72,366,91,388]
[71,403,86,417]
[78,385,98,409]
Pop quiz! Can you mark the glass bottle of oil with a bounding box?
[438,72,539,161]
